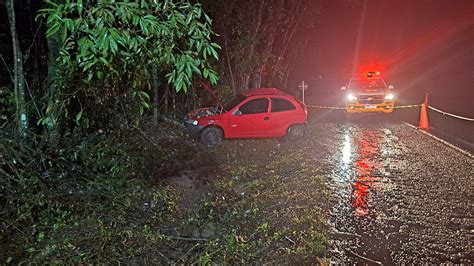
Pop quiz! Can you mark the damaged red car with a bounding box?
[184,87,308,145]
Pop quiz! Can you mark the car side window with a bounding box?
[271,98,296,112]
[239,98,269,115]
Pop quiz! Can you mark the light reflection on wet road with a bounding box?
[325,120,473,264]
[330,126,397,264]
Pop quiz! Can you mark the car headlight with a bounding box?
[384,93,394,100]
[186,119,198,125]
[347,93,357,101]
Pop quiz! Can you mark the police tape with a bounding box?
[428,106,474,121]
[306,105,346,110]
[392,104,422,109]
[306,104,421,110]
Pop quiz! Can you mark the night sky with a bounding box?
[1,0,472,116]
[290,0,474,116]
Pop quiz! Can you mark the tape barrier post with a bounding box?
[419,93,429,129]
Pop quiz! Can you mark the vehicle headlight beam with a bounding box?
[347,93,357,101]
[384,93,394,100]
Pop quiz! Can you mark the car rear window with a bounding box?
[239,98,269,114]
[271,98,296,112]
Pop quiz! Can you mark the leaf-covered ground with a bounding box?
[144,122,332,263]
[3,120,331,264]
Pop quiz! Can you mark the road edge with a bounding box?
[403,122,473,159]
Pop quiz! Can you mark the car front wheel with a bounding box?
[200,127,223,146]
[286,124,305,141]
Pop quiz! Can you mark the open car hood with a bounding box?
[200,82,224,110]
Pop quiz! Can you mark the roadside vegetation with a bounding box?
[0,0,327,263]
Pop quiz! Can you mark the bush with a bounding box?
[0,128,135,262]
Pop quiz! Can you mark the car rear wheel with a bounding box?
[200,127,223,146]
[286,124,305,141]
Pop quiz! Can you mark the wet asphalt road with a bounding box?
[307,111,473,264]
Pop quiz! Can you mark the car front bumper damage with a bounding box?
[184,119,204,138]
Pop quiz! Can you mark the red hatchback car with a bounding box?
[184,88,308,145]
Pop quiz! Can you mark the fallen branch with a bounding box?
[285,236,296,245]
[0,119,7,129]
[333,228,361,238]
[164,235,208,242]
[179,243,200,262]
[156,250,171,264]
[345,249,382,265]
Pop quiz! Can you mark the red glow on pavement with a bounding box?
[351,131,383,217]
[352,181,370,216]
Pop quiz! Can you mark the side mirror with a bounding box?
[233,109,242,116]
[388,85,394,89]
[340,86,347,91]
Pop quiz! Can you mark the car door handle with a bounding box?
[264,117,270,121]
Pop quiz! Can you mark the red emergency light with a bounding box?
[366,71,381,78]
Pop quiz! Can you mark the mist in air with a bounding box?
[290,0,474,117]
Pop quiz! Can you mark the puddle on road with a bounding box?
[329,126,401,264]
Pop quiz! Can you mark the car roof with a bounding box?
[242,88,290,97]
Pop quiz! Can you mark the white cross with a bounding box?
[298,80,308,103]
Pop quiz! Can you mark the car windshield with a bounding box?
[349,78,386,91]
[224,93,247,111]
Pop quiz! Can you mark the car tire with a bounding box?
[286,124,305,141]
[200,127,223,146]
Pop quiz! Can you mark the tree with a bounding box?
[6,0,28,135]
[38,0,220,127]
[204,0,322,92]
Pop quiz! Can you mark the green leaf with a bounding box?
[99,57,113,69]
[46,22,61,37]
[133,15,140,26]
[209,71,218,85]
[77,0,83,13]
[60,26,67,43]
[210,42,221,49]
[138,91,150,101]
[209,47,219,60]
[109,37,118,54]
[185,62,192,77]
[189,61,201,74]
[75,110,83,124]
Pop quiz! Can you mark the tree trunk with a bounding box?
[6,0,28,135]
[151,65,160,126]
[222,30,236,93]
[163,82,169,114]
[45,0,61,131]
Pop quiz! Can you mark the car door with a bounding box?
[270,97,298,136]
[228,97,272,138]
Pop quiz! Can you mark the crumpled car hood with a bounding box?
[186,107,218,119]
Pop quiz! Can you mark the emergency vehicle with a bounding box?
[341,72,395,113]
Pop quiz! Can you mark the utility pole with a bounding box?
[298,80,308,104]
